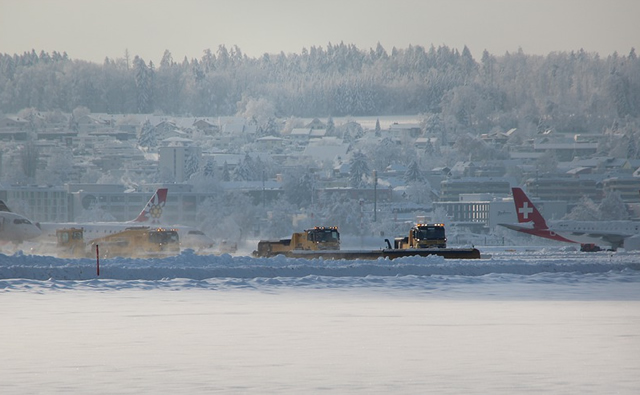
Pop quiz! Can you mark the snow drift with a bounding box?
[1,247,639,282]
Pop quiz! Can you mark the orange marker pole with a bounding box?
[96,244,100,276]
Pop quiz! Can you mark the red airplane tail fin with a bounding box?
[132,188,168,223]
[511,187,548,229]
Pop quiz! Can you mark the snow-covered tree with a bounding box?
[256,117,279,137]
[535,151,559,174]
[565,196,601,221]
[97,171,120,184]
[68,106,90,132]
[221,161,231,181]
[138,119,156,149]
[283,169,313,207]
[133,56,153,113]
[348,150,370,188]
[361,137,397,171]
[318,194,364,234]
[236,96,276,127]
[404,181,433,206]
[37,149,74,185]
[598,191,629,220]
[197,191,259,244]
[404,160,424,183]
[184,149,200,180]
[203,160,215,178]
[19,142,38,182]
[233,154,254,181]
[326,116,335,135]
[261,196,294,238]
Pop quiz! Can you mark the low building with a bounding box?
[602,177,640,202]
[533,141,598,161]
[525,177,599,202]
[0,185,68,222]
[439,177,513,202]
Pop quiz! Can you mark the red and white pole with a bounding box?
[96,244,100,276]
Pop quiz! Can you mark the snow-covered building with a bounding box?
[524,177,599,202]
[290,128,311,143]
[306,118,326,130]
[601,177,640,202]
[301,138,349,164]
[256,136,284,150]
[193,119,220,135]
[440,177,514,202]
[388,123,422,139]
[0,184,68,222]
[158,137,201,183]
[533,141,599,161]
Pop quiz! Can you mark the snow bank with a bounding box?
[1,247,639,282]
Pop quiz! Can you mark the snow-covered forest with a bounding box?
[1,44,639,136]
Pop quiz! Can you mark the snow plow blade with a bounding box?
[254,248,481,260]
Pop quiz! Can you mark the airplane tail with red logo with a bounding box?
[511,187,548,229]
[132,188,168,223]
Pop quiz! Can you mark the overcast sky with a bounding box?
[1,0,638,64]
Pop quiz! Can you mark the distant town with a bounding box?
[1,109,638,247]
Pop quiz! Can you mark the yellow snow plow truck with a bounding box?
[56,226,180,259]
[253,226,340,257]
[393,223,447,249]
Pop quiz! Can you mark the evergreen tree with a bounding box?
[404,160,424,183]
[137,119,156,148]
[326,116,335,135]
[368,137,401,171]
[221,161,230,181]
[283,170,313,207]
[19,142,38,182]
[232,155,253,181]
[348,150,370,188]
[203,160,215,178]
[184,149,200,180]
[133,56,153,113]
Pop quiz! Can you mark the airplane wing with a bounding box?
[586,233,627,248]
[498,222,535,231]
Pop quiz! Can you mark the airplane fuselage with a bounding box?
[0,212,42,243]
[550,220,640,247]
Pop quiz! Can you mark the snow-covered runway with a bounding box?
[1,246,640,284]
[1,247,639,394]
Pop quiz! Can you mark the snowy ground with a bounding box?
[1,246,639,394]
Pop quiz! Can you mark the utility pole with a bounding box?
[373,170,377,222]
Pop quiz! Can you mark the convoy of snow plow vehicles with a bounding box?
[252,224,481,260]
[54,222,480,260]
